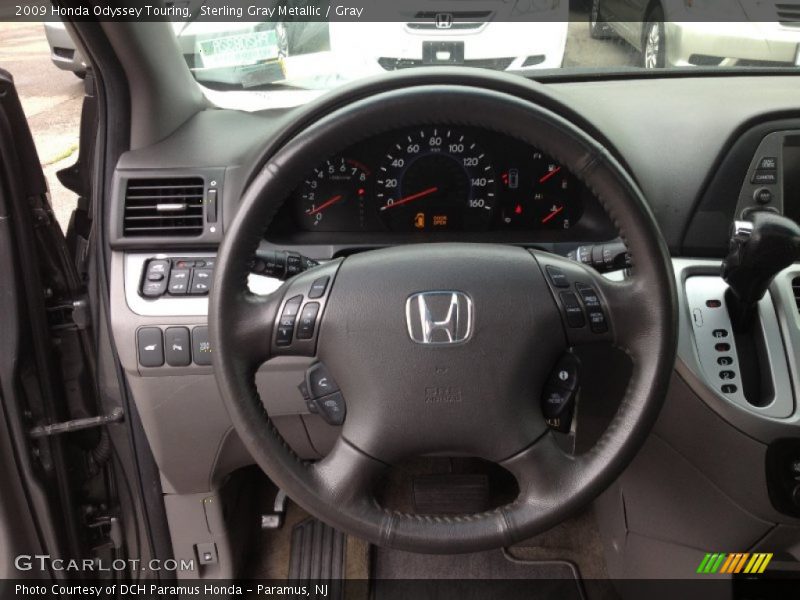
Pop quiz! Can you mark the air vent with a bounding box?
[776,3,800,27]
[792,277,800,312]
[123,177,204,237]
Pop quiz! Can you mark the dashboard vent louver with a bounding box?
[792,277,800,312]
[776,3,800,27]
[123,177,204,237]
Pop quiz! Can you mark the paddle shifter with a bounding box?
[722,211,800,331]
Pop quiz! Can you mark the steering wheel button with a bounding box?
[308,276,330,299]
[276,326,294,346]
[559,292,585,328]
[545,266,569,288]
[306,362,340,398]
[296,302,320,340]
[575,283,601,308]
[316,392,346,426]
[588,309,608,333]
[282,296,303,317]
[541,386,574,419]
[547,354,580,392]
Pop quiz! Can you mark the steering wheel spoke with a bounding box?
[311,437,387,508]
[226,290,284,368]
[532,250,652,353]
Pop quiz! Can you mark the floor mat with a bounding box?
[372,546,584,600]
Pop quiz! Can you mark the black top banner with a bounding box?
[1,0,797,22]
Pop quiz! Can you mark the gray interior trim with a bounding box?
[685,275,792,418]
[99,21,207,149]
[674,258,800,442]
[122,252,281,317]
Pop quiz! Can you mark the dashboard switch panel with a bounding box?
[137,327,165,367]
[140,257,216,298]
[191,326,212,366]
[164,327,191,367]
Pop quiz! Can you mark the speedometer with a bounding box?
[375,128,496,232]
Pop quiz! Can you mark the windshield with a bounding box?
[171,2,800,109]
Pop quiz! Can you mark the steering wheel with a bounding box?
[209,82,677,554]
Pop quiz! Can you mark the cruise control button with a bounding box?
[541,386,574,419]
[308,276,330,299]
[587,309,608,333]
[575,283,601,308]
[559,292,585,328]
[168,269,190,295]
[164,327,191,367]
[547,354,580,392]
[191,327,212,366]
[296,302,320,340]
[137,328,164,367]
[545,266,569,288]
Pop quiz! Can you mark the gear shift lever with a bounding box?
[722,211,800,331]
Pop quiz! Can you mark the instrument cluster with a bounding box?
[291,126,587,234]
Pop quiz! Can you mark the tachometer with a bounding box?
[375,128,496,232]
[296,157,370,231]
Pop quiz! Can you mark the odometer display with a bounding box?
[375,128,496,232]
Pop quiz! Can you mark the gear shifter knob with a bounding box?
[722,211,800,330]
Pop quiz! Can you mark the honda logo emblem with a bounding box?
[406,292,473,345]
[435,13,453,29]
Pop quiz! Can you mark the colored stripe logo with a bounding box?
[696,552,772,574]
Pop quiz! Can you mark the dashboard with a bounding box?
[265,126,615,242]
[102,67,800,579]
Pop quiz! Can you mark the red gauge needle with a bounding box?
[541,205,564,224]
[539,166,562,184]
[380,186,439,211]
[305,194,343,216]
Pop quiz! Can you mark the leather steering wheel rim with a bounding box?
[209,81,677,554]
